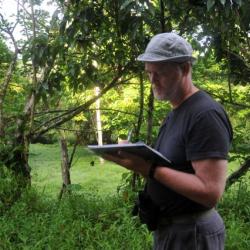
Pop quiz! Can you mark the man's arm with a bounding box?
[154,158,227,208]
[103,152,227,208]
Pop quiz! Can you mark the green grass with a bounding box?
[28,144,250,250]
[29,143,128,197]
[0,143,249,249]
[0,190,152,250]
[0,143,152,249]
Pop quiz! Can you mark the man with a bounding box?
[104,32,233,250]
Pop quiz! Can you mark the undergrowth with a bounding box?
[1,144,249,250]
[218,174,250,250]
[0,180,249,250]
[0,188,152,250]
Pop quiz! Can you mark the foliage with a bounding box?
[0,188,152,250]
[224,215,250,250]
[0,0,249,210]
[219,173,250,249]
[193,52,250,164]
[0,2,249,248]
[0,167,249,249]
[0,164,26,214]
[97,82,146,143]
[0,36,12,78]
[188,0,250,84]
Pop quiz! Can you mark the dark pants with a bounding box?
[153,210,225,250]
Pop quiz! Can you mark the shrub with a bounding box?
[0,164,23,214]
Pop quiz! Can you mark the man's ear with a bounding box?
[181,62,191,76]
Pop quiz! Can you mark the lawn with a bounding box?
[29,143,241,197]
[29,143,128,197]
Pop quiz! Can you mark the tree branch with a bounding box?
[226,158,250,189]
[34,108,138,117]
[203,89,250,109]
[31,65,130,139]
[179,8,192,36]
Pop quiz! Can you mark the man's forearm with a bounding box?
[154,162,226,208]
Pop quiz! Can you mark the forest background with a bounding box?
[0,0,249,249]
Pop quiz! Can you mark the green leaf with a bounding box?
[207,0,215,10]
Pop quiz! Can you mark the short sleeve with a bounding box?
[186,110,232,161]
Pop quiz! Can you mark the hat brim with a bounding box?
[137,53,196,63]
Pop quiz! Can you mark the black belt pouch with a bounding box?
[132,190,160,231]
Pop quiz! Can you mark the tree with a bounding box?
[0,0,151,196]
[0,0,249,203]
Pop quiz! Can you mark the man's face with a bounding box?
[145,62,184,101]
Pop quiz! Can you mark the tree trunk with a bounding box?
[146,88,154,146]
[134,72,144,141]
[132,72,144,190]
[58,133,71,199]
[160,0,166,32]
[9,115,31,181]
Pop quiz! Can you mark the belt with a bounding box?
[158,208,214,225]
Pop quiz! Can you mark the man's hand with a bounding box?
[102,151,151,177]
